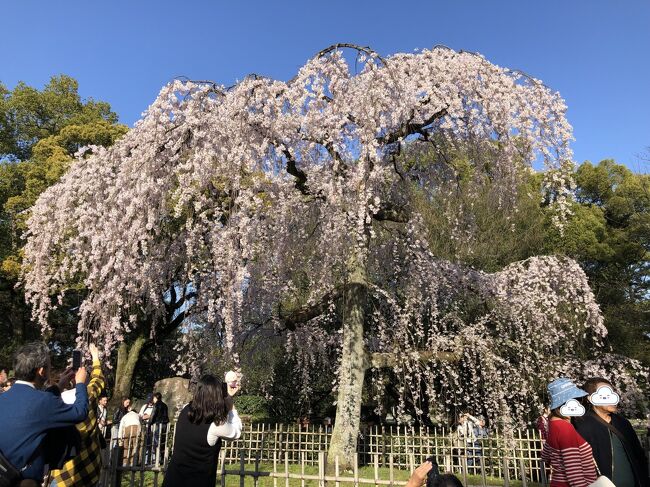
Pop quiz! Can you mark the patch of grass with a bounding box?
[116,462,544,487]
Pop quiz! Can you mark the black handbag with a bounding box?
[0,449,22,487]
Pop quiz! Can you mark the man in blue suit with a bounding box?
[0,342,89,484]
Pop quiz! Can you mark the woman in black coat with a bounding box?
[162,375,242,487]
[573,377,649,487]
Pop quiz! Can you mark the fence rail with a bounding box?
[99,423,558,486]
[219,450,547,487]
[217,423,547,479]
[98,423,650,487]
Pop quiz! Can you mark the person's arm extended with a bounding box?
[43,365,89,428]
[86,344,105,400]
[45,382,89,427]
[207,409,242,446]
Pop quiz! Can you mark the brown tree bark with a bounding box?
[110,335,147,408]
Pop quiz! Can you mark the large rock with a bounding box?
[154,377,192,421]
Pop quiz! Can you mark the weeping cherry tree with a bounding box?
[24,44,645,467]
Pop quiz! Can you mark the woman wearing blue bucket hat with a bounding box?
[541,378,598,486]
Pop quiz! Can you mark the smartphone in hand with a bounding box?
[72,350,82,371]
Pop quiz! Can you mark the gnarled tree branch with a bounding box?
[368,350,459,370]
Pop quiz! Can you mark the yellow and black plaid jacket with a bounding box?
[51,360,105,487]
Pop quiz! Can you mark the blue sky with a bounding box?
[2,0,649,170]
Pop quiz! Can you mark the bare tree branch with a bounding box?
[380,107,449,146]
[277,288,342,331]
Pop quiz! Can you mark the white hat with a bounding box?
[225,371,239,383]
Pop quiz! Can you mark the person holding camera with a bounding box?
[111,397,132,440]
[0,342,89,486]
[161,374,242,487]
[49,343,106,487]
[456,413,479,467]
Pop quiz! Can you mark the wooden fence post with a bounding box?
[273,450,278,487]
[519,457,528,487]
[220,449,227,487]
[353,453,359,487]
[318,451,326,487]
[373,454,379,487]
[239,449,246,487]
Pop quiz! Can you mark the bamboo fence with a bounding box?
[99,423,563,486]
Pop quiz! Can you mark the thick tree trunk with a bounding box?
[327,261,368,470]
[110,335,147,408]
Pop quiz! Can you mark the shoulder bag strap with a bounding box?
[592,413,635,454]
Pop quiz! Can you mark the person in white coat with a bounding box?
[119,407,142,465]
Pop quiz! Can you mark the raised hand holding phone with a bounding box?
[225,370,242,396]
[74,365,87,385]
[72,349,82,371]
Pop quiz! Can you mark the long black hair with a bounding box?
[432,474,463,487]
[187,374,232,425]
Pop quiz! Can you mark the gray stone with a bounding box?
[154,377,192,421]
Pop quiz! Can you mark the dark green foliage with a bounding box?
[235,395,270,422]
[0,75,127,363]
[548,160,650,364]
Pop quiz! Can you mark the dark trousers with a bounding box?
[151,423,168,464]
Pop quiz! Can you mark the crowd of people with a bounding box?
[0,342,243,487]
[103,392,171,466]
[0,342,648,487]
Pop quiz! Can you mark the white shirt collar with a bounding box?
[14,380,36,389]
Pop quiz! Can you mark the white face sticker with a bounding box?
[589,385,620,406]
[560,399,586,417]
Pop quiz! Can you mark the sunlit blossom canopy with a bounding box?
[23,44,644,422]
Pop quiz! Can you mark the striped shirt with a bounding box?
[541,418,597,487]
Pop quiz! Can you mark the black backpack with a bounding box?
[0,449,22,487]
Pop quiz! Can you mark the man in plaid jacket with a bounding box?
[51,344,105,487]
